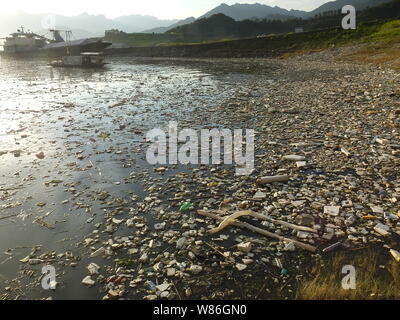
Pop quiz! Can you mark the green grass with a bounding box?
[258,19,400,68]
[337,20,400,69]
[368,19,400,42]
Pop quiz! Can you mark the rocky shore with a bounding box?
[0,51,399,300]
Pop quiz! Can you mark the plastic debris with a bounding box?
[257,175,290,185]
[390,249,400,263]
[179,202,194,213]
[35,152,45,159]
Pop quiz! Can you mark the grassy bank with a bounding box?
[235,19,400,56]
[340,20,400,69]
[105,19,400,69]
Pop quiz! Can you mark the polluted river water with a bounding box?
[0,56,269,299]
[0,54,399,300]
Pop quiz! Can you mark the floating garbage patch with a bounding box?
[0,55,399,300]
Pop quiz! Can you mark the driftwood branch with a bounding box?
[198,210,317,253]
[215,210,317,233]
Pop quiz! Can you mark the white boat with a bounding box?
[0,28,111,57]
[0,27,50,55]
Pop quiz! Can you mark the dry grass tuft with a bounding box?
[296,249,400,300]
[343,43,400,70]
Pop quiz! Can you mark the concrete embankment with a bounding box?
[105,37,280,58]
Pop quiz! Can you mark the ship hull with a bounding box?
[1,40,112,58]
[0,50,43,58]
[41,40,112,57]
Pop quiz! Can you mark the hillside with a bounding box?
[167,13,302,40]
[167,0,400,41]
[142,17,196,34]
[305,0,393,17]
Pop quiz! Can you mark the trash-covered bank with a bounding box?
[0,53,399,300]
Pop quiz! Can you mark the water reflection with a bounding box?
[0,56,258,299]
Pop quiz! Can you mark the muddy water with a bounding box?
[0,56,267,299]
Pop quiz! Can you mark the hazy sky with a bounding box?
[2,0,333,19]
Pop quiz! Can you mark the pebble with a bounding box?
[167,268,176,277]
[189,265,203,274]
[237,242,252,253]
[90,247,105,258]
[253,190,267,200]
[176,237,187,249]
[390,249,400,262]
[87,263,100,275]
[156,283,170,292]
[374,223,391,236]
[82,276,95,287]
[236,263,247,271]
[284,242,296,252]
[139,253,149,263]
[324,206,341,217]
[283,155,306,161]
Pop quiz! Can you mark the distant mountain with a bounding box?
[143,17,196,34]
[0,0,396,39]
[113,15,179,32]
[167,13,305,40]
[0,11,180,38]
[305,0,394,18]
[168,14,238,38]
[199,1,394,21]
[168,0,400,41]
[199,3,306,21]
